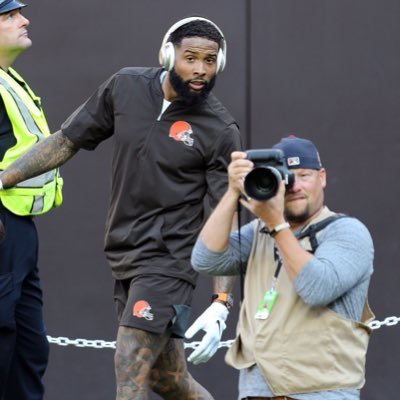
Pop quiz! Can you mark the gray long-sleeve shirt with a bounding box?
[191,215,374,399]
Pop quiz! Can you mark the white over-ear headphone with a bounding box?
[158,17,227,74]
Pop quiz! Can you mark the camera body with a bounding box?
[244,149,295,200]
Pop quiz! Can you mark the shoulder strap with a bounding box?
[296,213,348,253]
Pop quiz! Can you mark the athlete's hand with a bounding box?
[185,302,229,364]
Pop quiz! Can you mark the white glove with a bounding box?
[185,302,229,364]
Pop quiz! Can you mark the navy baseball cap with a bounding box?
[273,135,322,170]
[0,0,26,14]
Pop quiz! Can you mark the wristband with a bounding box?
[211,293,234,310]
[0,179,3,191]
[269,222,290,237]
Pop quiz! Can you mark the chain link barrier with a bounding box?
[46,336,236,350]
[46,315,400,350]
[367,315,400,330]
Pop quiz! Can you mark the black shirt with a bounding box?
[62,67,242,284]
[0,95,16,161]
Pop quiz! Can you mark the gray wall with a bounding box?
[13,0,400,399]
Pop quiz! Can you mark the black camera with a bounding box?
[244,149,295,200]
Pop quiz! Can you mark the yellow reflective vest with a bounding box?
[0,67,63,216]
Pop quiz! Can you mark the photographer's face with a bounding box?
[284,168,326,225]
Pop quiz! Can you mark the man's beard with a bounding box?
[284,205,310,225]
[169,68,216,106]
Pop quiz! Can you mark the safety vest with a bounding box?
[0,67,63,216]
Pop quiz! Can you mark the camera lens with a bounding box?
[244,166,282,200]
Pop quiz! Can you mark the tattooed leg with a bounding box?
[150,338,215,400]
[114,326,171,400]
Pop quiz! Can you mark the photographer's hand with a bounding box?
[228,151,253,196]
[240,180,286,229]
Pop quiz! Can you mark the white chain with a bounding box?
[46,336,117,349]
[46,336,235,350]
[183,339,235,350]
[368,315,400,330]
[46,316,400,350]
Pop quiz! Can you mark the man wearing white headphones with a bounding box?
[0,16,241,400]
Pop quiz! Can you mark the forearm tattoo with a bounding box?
[210,214,237,295]
[213,275,235,293]
[0,130,78,188]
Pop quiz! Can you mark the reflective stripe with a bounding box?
[16,170,55,188]
[0,75,43,141]
[31,195,44,214]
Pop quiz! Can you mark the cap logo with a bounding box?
[287,157,300,166]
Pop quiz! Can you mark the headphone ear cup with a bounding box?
[216,48,226,73]
[161,42,175,71]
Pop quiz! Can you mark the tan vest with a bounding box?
[225,207,374,395]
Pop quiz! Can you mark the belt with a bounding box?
[246,397,295,400]
[268,397,294,400]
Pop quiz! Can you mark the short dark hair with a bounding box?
[169,19,223,49]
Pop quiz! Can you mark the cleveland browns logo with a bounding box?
[133,300,154,320]
[169,121,194,147]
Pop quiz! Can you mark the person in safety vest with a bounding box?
[0,16,241,400]
[191,136,375,400]
[0,1,63,400]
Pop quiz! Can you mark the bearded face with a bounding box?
[169,67,216,106]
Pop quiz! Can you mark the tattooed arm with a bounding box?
[213,276,235,299]
[212,210,238,304]
[0,131,78,188]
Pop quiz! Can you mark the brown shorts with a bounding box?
[114,274,194,338]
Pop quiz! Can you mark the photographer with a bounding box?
[191,136,375,400]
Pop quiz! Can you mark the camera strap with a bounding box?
[295,213,348,253]
[237,202,245,304]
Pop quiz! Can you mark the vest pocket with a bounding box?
[256,327,335,394]
[0,178,62,215]
[0,193,46,216]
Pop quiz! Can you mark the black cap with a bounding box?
[273,135,322,170]
[0,0,27,15]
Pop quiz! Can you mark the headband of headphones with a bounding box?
[158,16,227,73]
